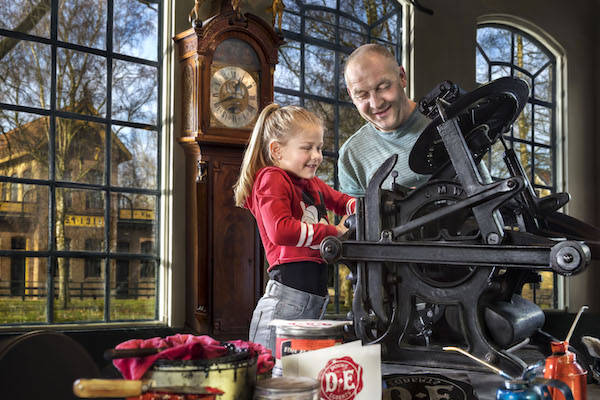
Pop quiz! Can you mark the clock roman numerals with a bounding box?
[210,66,259,128]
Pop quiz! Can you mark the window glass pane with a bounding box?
[488,140,510,179]
[113,0,158,61]
[316,156,335,187]
[475,47,488,84]
[0,1,50,37]
[275,42,301,91]
[305,99,334,152]
[340,27,367,50]
[56,188,104,251]
[110,257,156,320]
[115,127,158,189]
[112,60,157,124]
[491,65,511,80]
[513,142,532,179]
[534,65,553,102]
[54,256,105,323]
[477,27,512,63]
[521,271,554,309]
[305,45,334,97]
[281,11,300,31]
[58,0,106,49]
[274,92,300,106]
[514,34,549,75]
[112,193,156,252]
[339,105,364,145]
[0,38,51,108]
[0,184,49,250]
[305,17,334,41]
[534,146,553,187]
[339,1,367,20]
[533,105,552,145]
[304,0,336,7]
[56,49,107,116]
[0,112,50,178]
[56,118,106,183]
[0,257,48,323]
[514,103,532,142]
[371,14,398,43]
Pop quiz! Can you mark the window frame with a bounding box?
[0,0,164,327]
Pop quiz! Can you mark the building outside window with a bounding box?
[476,23,559,308]
[274,0,403,315]
[0,0,161,325]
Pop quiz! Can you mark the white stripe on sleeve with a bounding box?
[304,224,314,247]
[296,222,307,247]
[346,198,356,215]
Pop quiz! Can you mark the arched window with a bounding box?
[476,23,560,308]
[274,1,404,315]
[477,24,557,196]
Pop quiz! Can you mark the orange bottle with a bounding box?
[544,305,588,400]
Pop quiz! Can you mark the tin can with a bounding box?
[254,376,319,400]
[272,320,348,376]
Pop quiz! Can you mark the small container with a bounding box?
[253,376,319,400]
[272,319,348,376]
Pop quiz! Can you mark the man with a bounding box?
[338,43,431,197]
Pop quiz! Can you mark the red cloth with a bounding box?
[113,334,274,380]
[245,167,356,270]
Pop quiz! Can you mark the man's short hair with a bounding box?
[344,43,398,77]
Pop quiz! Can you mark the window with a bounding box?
[275,0,403,315]
[140,240,155,279]
[0,0,161,325]
[476,24,559,308]
[84,239,102,278]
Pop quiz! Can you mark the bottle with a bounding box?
[544,305,588,400]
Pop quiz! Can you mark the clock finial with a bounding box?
[188,0,204,28]
[266,0,285,32]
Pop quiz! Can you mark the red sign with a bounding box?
[318,356,364,400]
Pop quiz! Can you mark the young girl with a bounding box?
[233,104,356,357]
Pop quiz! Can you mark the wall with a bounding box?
[412,0,599,311]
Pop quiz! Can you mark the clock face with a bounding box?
[210,66,259,129]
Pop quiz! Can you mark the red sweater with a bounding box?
[246,167,355,270]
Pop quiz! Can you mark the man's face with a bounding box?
[345,53,413,132]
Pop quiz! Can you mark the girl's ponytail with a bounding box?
[233,103,280,207]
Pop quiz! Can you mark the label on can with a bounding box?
[270,319,350,373]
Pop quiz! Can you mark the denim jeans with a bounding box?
[248,279,329,356]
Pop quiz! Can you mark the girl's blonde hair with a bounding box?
[233,103,323,207]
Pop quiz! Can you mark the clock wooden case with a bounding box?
[174,6,283,338]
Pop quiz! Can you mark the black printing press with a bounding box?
[320,77,600,377]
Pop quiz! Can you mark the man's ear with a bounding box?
[398,66,408,87]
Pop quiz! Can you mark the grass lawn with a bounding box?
[0,297,156,324]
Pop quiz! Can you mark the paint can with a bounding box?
[253,376,319,400]
[272,319,349,376]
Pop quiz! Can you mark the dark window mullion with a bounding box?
[103,0,115,322]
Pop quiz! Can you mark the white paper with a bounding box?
[282,341,381,399]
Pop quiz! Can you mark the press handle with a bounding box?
[103,347,163,360]
[73,379,143,398]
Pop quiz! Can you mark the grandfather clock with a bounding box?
[174,2,283,338]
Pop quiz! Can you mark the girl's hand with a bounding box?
[335,215,349,237]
